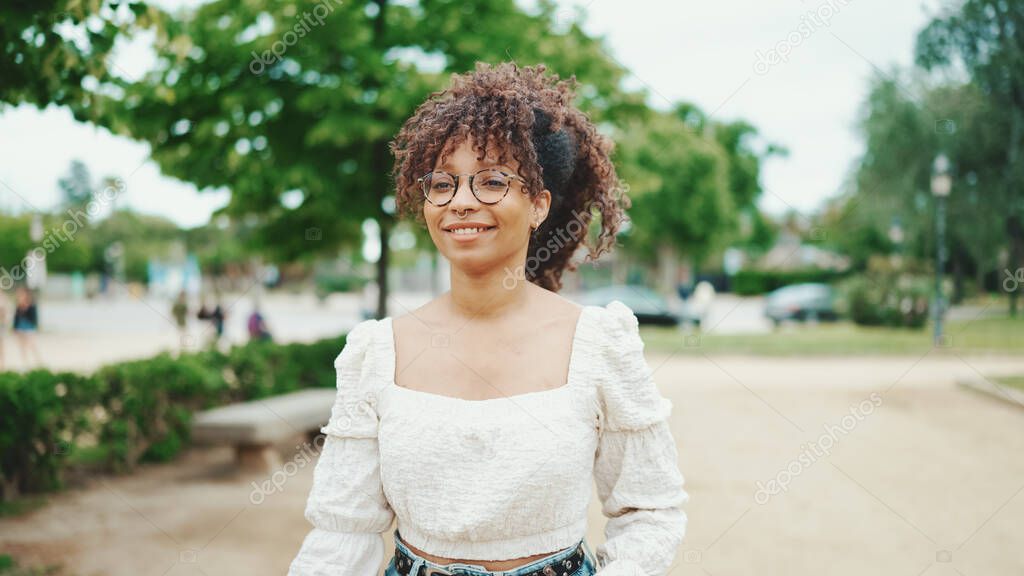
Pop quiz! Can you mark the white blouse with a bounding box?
[288,300,689,576]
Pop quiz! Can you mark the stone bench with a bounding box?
[191,388,336,472]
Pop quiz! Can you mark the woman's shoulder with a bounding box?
[335,316,388,367]
[569,298,643,369]
[332,317,395,404]
[576,298,641,344]
[586,301,672,430]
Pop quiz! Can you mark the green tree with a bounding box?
[916,0,1024,313]
[57,159,93,211]
[0,215,34,284]
[614,102,780,288]
[698,111,785,256]
[84,0,645,317]
[184,216,265,278]
[88,209,183,282]
[834,71,1007,302]
[0,1,153,111]
[615,107,733,280]
[0,211,94,282]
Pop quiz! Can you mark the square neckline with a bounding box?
[384,304,592,403]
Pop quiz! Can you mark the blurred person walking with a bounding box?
[12,286,43,368]
[197,295,226,348]
[247,304,272,342]
[689,280,716,330]
[171,290,190,350]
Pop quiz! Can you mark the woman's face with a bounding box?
[422,136,550,274]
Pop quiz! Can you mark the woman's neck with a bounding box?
[446,273,534,322]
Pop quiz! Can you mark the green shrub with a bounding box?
[0,370,98,500]
[731,268,848,295]
[0,553,61,575]
[314,273,368,296]
[93,353,226,471]
[838,273,931,328]
[1,331,349,502]
[289,337,347,389]
[223,342,277,400]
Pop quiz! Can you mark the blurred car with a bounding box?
[576,284,700,327]
[764,283,838,326]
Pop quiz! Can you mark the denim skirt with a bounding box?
[385,528,598,576]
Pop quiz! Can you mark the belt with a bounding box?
[393,542,588,576]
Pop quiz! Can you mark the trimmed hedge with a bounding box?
[731,268,849,295]
[0,370,98,498]
[93,353,225,472]
[0,334,346,502]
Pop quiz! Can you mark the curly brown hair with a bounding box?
[388,61,631,292]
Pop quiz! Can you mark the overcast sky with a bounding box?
[0,0,942,229]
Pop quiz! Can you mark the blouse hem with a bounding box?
[396,517,588,561]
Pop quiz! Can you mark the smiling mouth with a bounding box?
[445,226,497,236]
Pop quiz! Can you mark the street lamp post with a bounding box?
[888,216,904,269]
[931,154,952,346]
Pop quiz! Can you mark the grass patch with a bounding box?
[994,376,1024,392]
[0,554,64,575]
[65,444,109,468]
[0,495,49,518]
[639,316,1024,356]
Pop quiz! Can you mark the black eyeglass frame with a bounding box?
[416,168,527,206]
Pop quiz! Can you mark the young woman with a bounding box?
[289,61,688,576]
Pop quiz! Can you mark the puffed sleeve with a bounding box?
[592,301,689,576]
[288,319,396,576]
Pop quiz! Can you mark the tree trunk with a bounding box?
[1008,108,1023,316]
[377,216,390,319]
[657,243,678,297]
[952,244,964,304]
[371,0,390,319]
[2,475,19,502]
[1009,214,1022,317]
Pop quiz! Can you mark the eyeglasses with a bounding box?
[417,168,526,206]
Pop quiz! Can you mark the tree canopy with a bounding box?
[4,0,780,312]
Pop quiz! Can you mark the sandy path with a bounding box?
[2,353,1023,576]
[662,353,1024,576]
